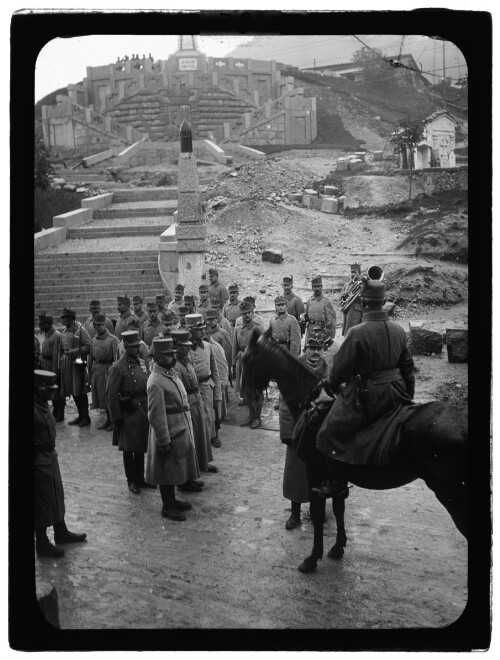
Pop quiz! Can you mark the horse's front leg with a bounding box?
[326,458,349,559]
[298,492,325,573]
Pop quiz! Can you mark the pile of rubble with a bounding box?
[50,176,106,198]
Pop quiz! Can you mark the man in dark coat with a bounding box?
[84,299,115,338]
[301,275,337,343]
[34,370,87,558]
[88,313,119,430]
[58,308,92,427]
[222,284,242,334]
[316,280,415,490]
[114,296,139,342]
[340,263,364,336]
[142,301,162,347]
[197,283,212,319]
[168,284,185,321]
[282,275,305,326]
[38,313,65,421]
[132,295,148,333]
[106,330,154,494]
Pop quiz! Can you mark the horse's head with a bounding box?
[241,328,273,401]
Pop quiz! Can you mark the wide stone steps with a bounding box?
[35,266,160,280]
[94,200,177,219]
[66,225,167,238]
[111,187,178,202]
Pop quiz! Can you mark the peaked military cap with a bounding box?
[239,301,252,313]
[89,299,101,308]
[174,283,185,292]
[121,330,140,346]
[155,294,166,303]
[274,295,287,305]
[208,268,218,276]
[311,276,322,285]
[282,276,293,284]
[178,305,189,315]
[228,284,239,292]
[199,284,209,292]
[160,310,174,323]
[152,337,176,354]
[93,313,106,324]
[183,294,195,304]
[361,280,386,300]
[117,296,130,305]
[185,313,206,329]
[61,307,76,318]
[147,301,157,311]
[34,370,59,388]
[305,338,324,350]
[205,309,219,320]
[170,329,192,346]
[350,263,361,270]
[38,313,53,324]
[243,296,256,306]
[132,295,143,304]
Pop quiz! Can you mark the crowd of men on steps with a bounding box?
[35,263,398,556]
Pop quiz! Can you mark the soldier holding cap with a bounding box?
[88,313,119,431]
[34,370,87,557]
[197,283,212,320]
[84,299,114,338]
[222,284,242,334]
[187,314,222,451]
[282,338,331,530]
[115,296,139,342]
[207,268,229,307]
[106,330,153,494]
[142,301,162,347]
[340,263,364,336]
[282,276,305,325]
[132,295,148,332]
[38,313,65,422]
[301,276,337,343]
[168,284,185,320]
[316,280,415,491]
[59,308,92,427]
[171,329,217,475]
[146,337,200,520]
[232,301,266,428]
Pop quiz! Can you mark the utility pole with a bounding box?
[442,40,446,81]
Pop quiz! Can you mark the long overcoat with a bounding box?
[232,320,266,394]
[106,353,149,452]
[316,310,415,466]
[59,322,91,398]
[40,328,62,373]
[191,340,221,443]
[174,356,213,471]
[88,330,119,409]
[145,364,199,485]
[305,293,337,343]
[282,355,330,503]
[34,399,65,528]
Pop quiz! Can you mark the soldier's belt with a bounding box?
[360,368,401,384]
[165,404,190,414]
[198,374,212,383]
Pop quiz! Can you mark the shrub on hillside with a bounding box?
[34,188,81,233]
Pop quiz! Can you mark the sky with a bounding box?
[35,34,254,103]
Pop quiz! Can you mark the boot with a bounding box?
[68,417,81,426]
[160,485,186,521]
[250,418,261,429]
[173,499,193,511]
[53,520,87,545]
[78,417,91,427]
[35,527,65,558]
[177,480,203,492]
[285,501,301,530]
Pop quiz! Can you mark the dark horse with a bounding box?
[242,329,467,573]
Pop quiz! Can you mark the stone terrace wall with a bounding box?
[395,167,468,194]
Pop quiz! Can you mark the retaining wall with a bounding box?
[395,166,468,194]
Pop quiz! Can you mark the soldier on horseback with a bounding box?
[315,278,415,493]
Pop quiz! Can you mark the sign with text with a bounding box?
[179,58,198,71]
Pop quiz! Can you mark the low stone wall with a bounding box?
[395,166,468,194]
[53,208,93,228]
[34,227,68,252]
[81,193,114,210]
[117,140,209,167]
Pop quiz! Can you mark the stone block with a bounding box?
[53,208,92,228]
[383,301,396,316]
[310,197,323,211]
[302,194,314,208]
[324,185,339,196]
[336,159,348,171]
[409,323,443,355]
[287,192,303,203]
[34,227,67,252]
[336,195,345,211]
[177,193,203,223]
[177,153,200,193]
[262,249,283,264]
[81,193,113,210]
[303,188,317,196]
[373,151,384,161]
[445,328,468,363]
[160,224,177,243]
[177,238,207,252]
[321,197,338,213]
[63,184,77,192]
[353,152,367,161]
[178,252,206,291]
[348,159,364,172]
[343,196,359,209]
[176,224,207,240]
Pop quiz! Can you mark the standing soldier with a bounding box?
[283,337,331,530]
[205,308,232,388]
[235,296,263,329]
[282,276,305,326]
[59,308,91,427]
[115,296,139,342]
[38,313,65,422]
[146,337,200,521]
[168,284,185,320]
[132,295,148,334]
[156,294,168,316]
[222,284,242,334]
[171,328,217,476]
[207,267,229,308]
[106,330,153,494]
[142,301,162,347]
[183,294,196,316]
[203,322,229,433]
[197,283,212,319]
[232,301,266,428]
[187,314,222,452]
[301,276,337,343]
[117,317,151,370]
[84,299,114,338]
[175,305,189,330]
[34,370,87,557]
[211,301,232,338]
[340,263,364,336]
[88,313,119,431]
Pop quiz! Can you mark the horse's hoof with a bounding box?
[327,546,344,560]
[298,557,318,573]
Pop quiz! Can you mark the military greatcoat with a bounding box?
[34,397,65,528]
[40,327,62,373]
[283,354,330,503]
[106,353,149,452]
[59,322,91,398]
[222,299,242,332]
[142,319,162,347]
[191,340,222,443]
[145,364,199,485]
[305,293,337,343]
[208,281,229,307]
[84,315,115,339]
[284,291,305,323]
[174,355,213,471]
[114,310,139,342]
[88,330,119,409]
[316,310,415,466]
[232,319,266,393]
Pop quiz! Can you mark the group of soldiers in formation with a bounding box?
[34,263,416,557]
